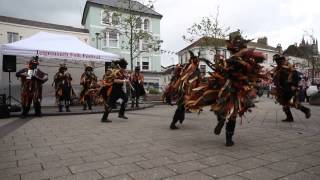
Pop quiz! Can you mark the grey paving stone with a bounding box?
[199,155,237,166]
[103,174,133,180]
[136,157,176,169]
[128,167,176,180]
[266,160,311,174]
[18,155,60,167]
[69,161,111,173]
[218,175,249,180]
[59,150,95,160]
[52,170,103,180]
[166,161,209,173]
[305,165,320,176]
[201,164,244,178]
[21,167,70,180]
[142,150,178,160]
[0,174,20,180]
[42,158,84,169]
[164,171,215,180]
[0,163,41,176]
[279,171,320,180]
[97,164,142,178]
[170,152,204,163]
[82,152,120,162]
[0,161,16,170]
[288,155,320,166]
[223,149,261,159]
[229,157,272,169]
[238,167,286,180]
[109,155,146,165]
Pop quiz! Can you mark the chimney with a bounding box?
[257,37,268,45]
[276,44,282,54]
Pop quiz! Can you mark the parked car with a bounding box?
[306,85,319,97]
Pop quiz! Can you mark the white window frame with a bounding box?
[101,10,121,26]
[143,18,150,32]
[7,32,19,43]
[136,17,142,29]
[105,31,119,48]
[101,10,111,25]
[141,57,150,71]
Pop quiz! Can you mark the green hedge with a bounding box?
[148,88,160,94]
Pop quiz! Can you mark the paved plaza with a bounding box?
[0,97,320,180]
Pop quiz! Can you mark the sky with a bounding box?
[1,0,320,66]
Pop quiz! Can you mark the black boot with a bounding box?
[21,106,29,118]
[66,106,71,112]
[170,121,179,129]
[282,107,294,122]
[225,120,236,146]
[298,105,311,119]
[170,108,182,129]
[101,112,112,122]
[59,105,63,112]
[226,132,234,146]
[34,103,42,117]
[214,115,225,135]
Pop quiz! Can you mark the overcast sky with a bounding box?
[1,0,319,66]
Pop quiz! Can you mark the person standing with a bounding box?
[53,64,73,112]
[101,59,130,122]
[130,66,146,108]
[272,54,311,122]
[16,56,48,117]
[80,64,97,110]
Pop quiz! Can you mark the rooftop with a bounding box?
[178,36,278,53]
[0,15,89,33]
[82,0,163,25]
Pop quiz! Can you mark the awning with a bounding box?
[0,31,120,62]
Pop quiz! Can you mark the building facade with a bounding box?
[81,0,163,90]
[177,36,281,75]
[0,15,90,105]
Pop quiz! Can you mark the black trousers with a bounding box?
[108,88,128,116]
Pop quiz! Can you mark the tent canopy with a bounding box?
[0,31,120,62]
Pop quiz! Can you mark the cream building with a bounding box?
[0,15,90,105]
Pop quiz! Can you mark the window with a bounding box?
[101,11,110,24]
[107,31,119,48]
[200,65,206,73]
[136,61,140,68]
[144,19,150,31]
[142,57,149,70]
[136,18,142,29]
[7,32,19,43]
[141,40,149,51]
[112,13,120,25]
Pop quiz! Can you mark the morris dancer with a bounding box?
[100,59,130,122]
[186,31,266,146]
[272,54,311,122]
[80,64,97,110]
[53,64,74,112]
[130,66,146,108]
[163,51,202,129]
[16,56,48,117]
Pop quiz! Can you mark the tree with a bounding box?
[182,6,229,62]
[103,0,162,71]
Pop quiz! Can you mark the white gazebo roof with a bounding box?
[1,31,120,62]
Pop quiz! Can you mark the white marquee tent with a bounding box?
[0,31,120,62]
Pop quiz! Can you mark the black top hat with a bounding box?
[226,30,251,53]
[273,54,286,64]
[117,58,128,69]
